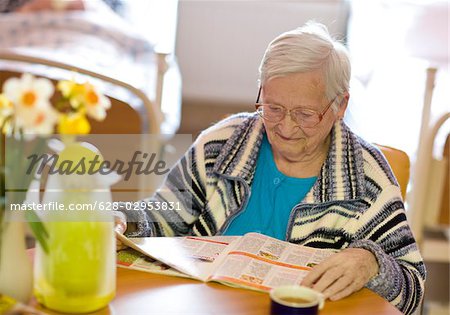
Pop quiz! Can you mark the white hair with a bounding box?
[258,21,351,106]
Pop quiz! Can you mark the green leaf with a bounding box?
[25,210,49,254]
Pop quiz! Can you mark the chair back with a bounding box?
[0,49,162,135]
[375,144,410,200]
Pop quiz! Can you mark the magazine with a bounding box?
[116,232,336,292]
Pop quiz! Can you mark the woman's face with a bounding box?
[261,71,347,164]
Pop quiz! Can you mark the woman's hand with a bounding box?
[114,214,128,251]
[301,248,379,301]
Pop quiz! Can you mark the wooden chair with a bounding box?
[403,67,449,314]
[375,144,410,201]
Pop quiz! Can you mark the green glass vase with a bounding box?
[33,141,117,313]
[33,211,116,313]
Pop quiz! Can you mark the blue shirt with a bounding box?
[223,133,317,240]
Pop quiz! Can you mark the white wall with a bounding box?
[346,0,450,158]
[122,0,179,53]
[176,0,349,104]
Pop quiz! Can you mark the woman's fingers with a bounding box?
[321,273,353,300]
[114,214,128,251]
[301,248,379,301]
[115,217,127,235]
[116,238,127,251]
[310,266,343,293]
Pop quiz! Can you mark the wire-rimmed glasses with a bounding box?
[255,87,337,128]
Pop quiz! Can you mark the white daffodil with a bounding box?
[15,105,59,135]
[3,73,54,111]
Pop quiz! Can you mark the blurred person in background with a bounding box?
[0,0,122,13]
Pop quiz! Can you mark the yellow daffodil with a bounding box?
[0,94,14,133]
[57,80,110,121]
[0,94,13,116]
[82,83,111,121]
[58,112,91,135]
[57,79,86,110]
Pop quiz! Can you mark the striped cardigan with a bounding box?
[123,113,425,314]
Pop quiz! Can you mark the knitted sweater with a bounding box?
[123,113,425,314]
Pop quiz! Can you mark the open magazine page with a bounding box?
[117,248,191,278]
[116,232,239,281]
[209,233,336,291]
[182,236,239,262]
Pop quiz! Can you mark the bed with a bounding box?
[0,2,182,136]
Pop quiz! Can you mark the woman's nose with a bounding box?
[277,112,300,134]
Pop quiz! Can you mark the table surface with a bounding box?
[34,266,402,315]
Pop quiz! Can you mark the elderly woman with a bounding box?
[116,22,425,314]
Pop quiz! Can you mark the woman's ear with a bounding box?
[337,92,350,119]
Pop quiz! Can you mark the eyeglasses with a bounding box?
[254,87,337,128]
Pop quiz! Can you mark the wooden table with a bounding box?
[28,245,402,315]
[34,266,402,315]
